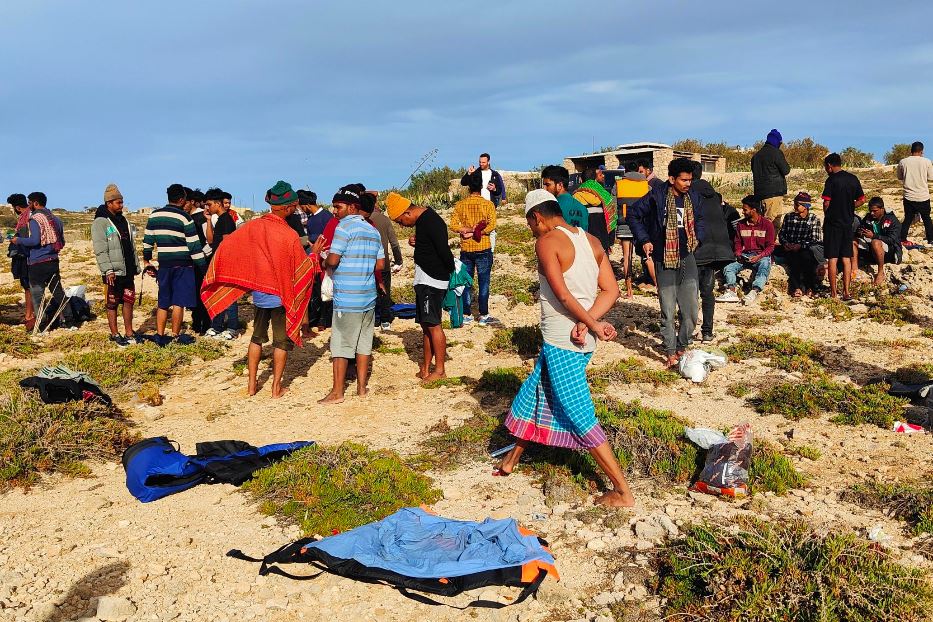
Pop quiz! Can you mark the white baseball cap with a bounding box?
[524,189,559,215]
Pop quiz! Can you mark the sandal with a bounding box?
[491,468,512,477]
[792,289,803,299]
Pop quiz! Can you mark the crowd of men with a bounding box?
[6,137,932,508]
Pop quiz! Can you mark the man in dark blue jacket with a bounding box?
[628,158,705,367]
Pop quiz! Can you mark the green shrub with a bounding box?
[865,294,919,325]
[476,367,527,395]
[725,332,823,373]
[724,312,786,328]
[414,411,511,471]
[748,442,809,494]
[885,143,912,165]
[754,378,906,428]
[243,442,442,536]
[654,519,933,621]
[489,274,538,307]
[842,478,933,536]
[587,357,680,392]
[726,383,752,398]
[0,386,138,490]
[43,331,114,352]
[62,340,226,390]
[485,325,542,358]
[891,363,933,384]
[0,325,41,359]
[422,376,473,389]
[808,296,855,321]
[790,444,822,460]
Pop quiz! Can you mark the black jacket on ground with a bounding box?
[692,179,740,267]
[751,143,791,199]
[858,211,903,264]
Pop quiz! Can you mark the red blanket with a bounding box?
[201,214,319,346]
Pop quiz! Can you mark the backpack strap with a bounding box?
[396,568,549,609]
[227,538,325,580]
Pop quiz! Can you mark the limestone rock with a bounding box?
[96,596,137,621]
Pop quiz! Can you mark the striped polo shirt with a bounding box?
[142,205,207,269]
[330,214,385,312]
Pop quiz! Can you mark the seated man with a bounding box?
[855,196,902,285]
[779,191,823,298]
[716,195,775,306]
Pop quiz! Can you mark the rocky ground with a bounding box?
[2,167,933,622]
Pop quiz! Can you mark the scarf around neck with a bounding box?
[663,188,698,269]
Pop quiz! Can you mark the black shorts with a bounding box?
[251,306,293,351]
[823,224,854,259]
[414,284,445,326]
[104,275,136,311]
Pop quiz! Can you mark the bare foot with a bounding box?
[595,490,635,508]
[317,391,345,405]
[873,275,885,286]
[415,368,429,379]
[272,386,288,399]
[665,353,680,368]
[247,383,257,397]
[356,386,369,398]
[421,371,447,385]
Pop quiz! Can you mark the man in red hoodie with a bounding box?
[716,196,775,306]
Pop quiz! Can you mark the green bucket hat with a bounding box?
[265,180,298,206]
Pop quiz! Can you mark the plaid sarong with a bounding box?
[663,189,698,269]
[504,343,607,450]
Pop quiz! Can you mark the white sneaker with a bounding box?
[221,329,237,340]
[462,316,474,325]
[743,290,759,306]
[204,328,221,338]
[478,315,498,326]
[716,290,740,303]
[380,322,391,331]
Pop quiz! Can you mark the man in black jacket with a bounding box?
[855,197,902,285]
[690,163,739,342]
[628,158,705,367]
[385,192,455,384]
[751,129,791,229]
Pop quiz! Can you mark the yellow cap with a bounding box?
[385,192,412,221]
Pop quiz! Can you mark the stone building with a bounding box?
[563,142,726,176]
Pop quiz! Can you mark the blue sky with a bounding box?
[1,0,930,209]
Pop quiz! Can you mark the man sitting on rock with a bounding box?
[854,197,902,285]
[716,196,775,306]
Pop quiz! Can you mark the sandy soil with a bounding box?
[2,169,933,622]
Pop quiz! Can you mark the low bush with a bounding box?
[842,478,933,535]
[891,363,933,384]
[654,518,933,621]
[587,357,680,392]
[243,442,442,536]
[0,325,41,359]
[725,332,824,373]
[414,411,511,471]
[808,296,855,321]
[489,274,538,307]
[476,367,527,395]
[754,377,906,428]
[0,386,138,490]
[789,444,822,460]
[422,375,473,389]
[724,312,786,328]
[62,340,226,390]
[747,442,809,494]
[726,383,751,398]
[485,325,542,358]
[865,294,920,325]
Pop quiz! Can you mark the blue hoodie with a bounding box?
[18,208,65,265]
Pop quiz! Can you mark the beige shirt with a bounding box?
[897,155,933,201]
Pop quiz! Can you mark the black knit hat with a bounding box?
[296,189,317,206]
[332,184,362,206]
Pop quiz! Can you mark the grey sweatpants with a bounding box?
[654,255,699,355]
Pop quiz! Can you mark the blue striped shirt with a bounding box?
[330,215,384,312]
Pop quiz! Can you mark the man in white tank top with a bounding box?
[496,190,635,508]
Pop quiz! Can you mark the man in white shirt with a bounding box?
[467,153,505,251]
[897,141,933,244]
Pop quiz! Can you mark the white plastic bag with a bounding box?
[320,269,334,302]
[678,349,727,383]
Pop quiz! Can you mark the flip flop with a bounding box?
[491,468,512,477]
